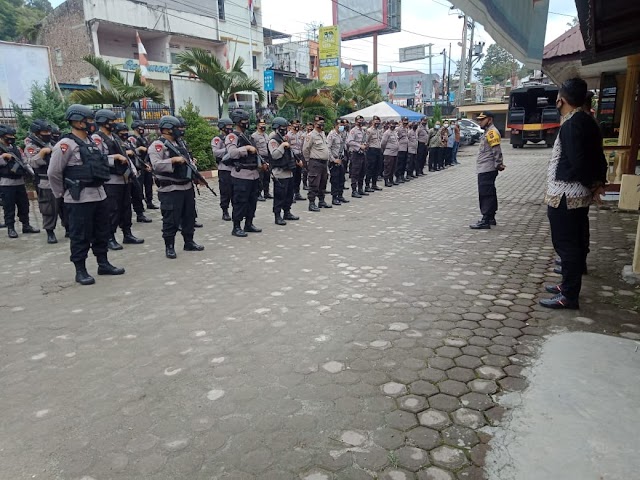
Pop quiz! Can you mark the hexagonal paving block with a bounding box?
[437,380,469,397]
[301,469,332,480]
[442,424,480,448]
[467,379,498,395]
[353,446,390,471]
[379,468,416,480]
[451,408,487,429]
[498,326,523,338]
[429,357,455,370]
[373,428,406,450]
[445,367,476,383]
[430,445,469,470]
[385,410,419,431]
[395,446,430,472]
[391,368,421,384]
[435,346,462,359]
[416,466,456,480]
[503,365,524,378]
[409,380,439,397]
[487,344,515,357]
[382,382,408,397]
[460,393,494,411]
[427,394,460,412]
[481,354,510,368]
[484,406,508,426]
[468,336,493,347]
[336,466,375,480]
[498,376,527,391]
[461,345,488,357]
[399,395,428,413]
[457,466,487,479]
[475,365,506,380]
[418,409,451,430]
[454,355,483,369]
[406,426,441,450]
[419,368,447,383]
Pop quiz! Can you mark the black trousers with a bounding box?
[478,171,499,220]
[0,184,30,228]
[232,177,260,224]
[444,147,453,166]
[36,187,58,231]
[56,197,68,232]
[259,168,271,195]
[366,148,382,185]
[293,164,303,194]
[273,176,294,214]
[67,199,109,263]
[104,183,133,235]
[130,178,145,215]
[407,153,416,176]
[330,162,345,197]
[548,196,589,301]
[428,147,439,171]
[395,151,407,179]
[417,142,427,172]
[141,170,154,203]
[159,189,196,241]
[349,152,366,190]
[383,155,397,180]
[307,159,328,202]
[218,170,233,212]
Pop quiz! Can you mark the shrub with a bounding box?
[12,81,68,146]
[179,99,216,171]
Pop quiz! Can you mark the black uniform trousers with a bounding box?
[259,169,271,195]
[67,199,109,263]
[395,151,408,180]
[0,184,30,228]
[349,151,366,190]
[548,196,589,301]
[104,183,133,236]
[232,177,260,224]
[218,170,233,212]
[307,159,329,203]
[36,187,58,231]
[417,142,427,173]
[293,163,303,194]
[159,189,196,241]
[383,155,397,180]
[478,170,499,221]
[330,162,345,197]
[444,147,453,166]
[56,197,68,232]
[407,153,416,177]
[273,176,294,214]
[141,170,154,204]
[428,147,440,171]
[130,178,145,216]
[366,148,382,185]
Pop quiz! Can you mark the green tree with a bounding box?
[302,105,336,133]
[328,82,355,117]
[475,44,523,84]
[0,0,51,42]
[179,100,216,171]
[12,80,67,146]
[175,49,265,118]
[349,72,382,109]
[277,79,329,119]
[69,55,164,124]
[429,104,442,128]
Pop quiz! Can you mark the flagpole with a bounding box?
[248,1,256,116]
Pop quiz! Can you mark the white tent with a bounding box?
[341,101,425,122]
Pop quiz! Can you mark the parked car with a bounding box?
[459,124,482,146]
[130,100,171,121]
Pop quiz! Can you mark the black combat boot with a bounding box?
[469,219,491,230]
[22,224,40,234]
[165,237,177,259]
[74,260,95,285]
[222,209,231,221]
[337,195,349,203]
[136,213,152,223]
[184,236,204,251]
[283,211,299,220]
[318,199,332,208]
[7,226,18,238]
[46,229,57,244]
[244,219,262,233]
[332,196,342,206]
[107,236,123,250]
[194,221,203,228]
[232,221,248,237]
[275,213,287,226]
[372,181,382,191]
[146,201,159,209]
[264,191,273,199]
[309,200,320,212]
[294,192,306,201]
[96,255,125,275]
[122,230,144,244]
[351,189,362,198]
[257,193,266,202]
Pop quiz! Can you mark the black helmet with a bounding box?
[0,124,17,136]
[113,122,129,133]
[231,109,249,125]
[49,123,60,134]
[131,120,146,130]
[176,116,187,127]
[158,115,181,131]
[94,109,117,125]
[65,104,94,122]
[30,119,51,133]
[217,118,233,129]
[272,117,288,129]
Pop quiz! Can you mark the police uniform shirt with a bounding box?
[326,129,343,161]
[366,126,382,149]
[397,126,409,152]
[148,139,194,192]
[303,129,330,161]
[381,129,399,156]
[417,124,429,143]
[251,130,270,158]
[267,131,293,179]
[346,126,366,153]
[92,132,125,185]
[476,125,503,174]
[408,129,418,154]
[25,137,52,189]
[0,143,26,187]
[211,135,231,172]
[290,130,304,156]
[225,130,260,181]
[48,137,108,203]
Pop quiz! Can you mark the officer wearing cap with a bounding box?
[129,120,158,209]
[25,119,58,243]
[381,120,399,187]
[252,117,272,202]
[48,104,125,285]
[290,120,306,201]
[326,119,349,205]
[303,115,332,211]
[268,117,300,225]
[365,115,383,192]
[148,115,204,257]
[470,111,505,229]
[346,115,369,197]
[224,109,265,237]
[395,116,410,183]
[212,118,234,221]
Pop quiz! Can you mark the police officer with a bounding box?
[428,121,442,172]
[381,121,399,187]
[148,115,204,257]
[225,109,264,237]
[470,111,505,229]
[212,118,234,221]
[129,120,158,209]
[48,104,124,285]
[416,118,429,175]
[48,122,68,233]
[114,123,152,224]
[25,119,59,243]
[346,115,368,197]
[92,109,144,250]
[268,117,300,225]
[0,124,40,238]
[50,123,61,144]
[326,119,349,206]
[365,116,383,192]
[176,116,203,229]
[252,118,272,202]
[407,122,419,179]
[395,116,409,183]
[303,115,332,211]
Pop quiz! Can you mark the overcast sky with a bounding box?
[49,0,578,74]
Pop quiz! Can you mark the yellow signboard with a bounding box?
[319,26,340,86]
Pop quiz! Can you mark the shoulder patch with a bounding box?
[93,137,102,145]
[213,137,220,146]
[27,147,36,154]
[227,133,236,143]
[486,129,501,147]
[155,143,163,152]
[60,143,69,154]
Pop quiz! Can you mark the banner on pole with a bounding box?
[319,26,341,86]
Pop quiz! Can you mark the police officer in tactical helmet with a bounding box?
[50,123,61,144]
[267,116,300,226]
[47,104,125,285]
[213,117,234,221]
[130,120,157,209]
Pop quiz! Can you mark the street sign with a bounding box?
[399,45,427,62]
[264,58,274,69]
[263,70,275,92]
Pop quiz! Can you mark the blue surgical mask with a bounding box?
[435,124,440,129]
[338,126,344,132]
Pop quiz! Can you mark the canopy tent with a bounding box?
[341,102,425,122]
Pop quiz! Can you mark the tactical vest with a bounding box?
[235,131,259,169]
[270,133,295,170]
[0,144,26,179]
[158,138,191,184]
[63,134,111,186]
[27,135,51,181]
[97,131,129,176]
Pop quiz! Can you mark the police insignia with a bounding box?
[27,148,35,154]
[155,143,163,152]
[60,143,68,153]
[213,137,220,146]
[94,137,102,145]
[486,129,501,147]
[227,134,236,142]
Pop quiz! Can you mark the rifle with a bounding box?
[240,132,280,187]
[26,135,51,186]
[164,140,217,197]
[0,144,35,179]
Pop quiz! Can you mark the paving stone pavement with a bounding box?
[1,143,638,480]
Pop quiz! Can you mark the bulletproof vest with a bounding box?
[159,138,190,181]
[28,135,51,178]
[236,131,259,168]
[97,131,128,176]
[270,133,294,170]
[63,134,111,185]
[0,144,26,178]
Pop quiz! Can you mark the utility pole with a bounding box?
[248,6,256,115]
[457,15,468,108]
[427,43,433,101]
[447,42,451,107]
[373,33,378,73]
[441,49,446,102]
[467,19,475,85]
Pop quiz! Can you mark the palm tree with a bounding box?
[328,83,355,116]
[349,73,382,109]
[277,79,329,119]
[70,55,164,123]
[175,49,265,118]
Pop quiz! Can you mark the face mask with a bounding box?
[172,128,183,138]
[412,125,418,130]
[374,122,380,128]
[317,123,325,129]
[118,133,129,141]
[240,121,249,129]
[443,123,449,128]
[52,134,60,142]
[278,128,287,136]
[390,125,396,130]
[104,122,115,132]
[293,126,300,131]
[83,121,96,134]
[225,127,233,134]
[435,124,440,130]
[259,126,266,131]
[40,134,52,143]
[136,128,145,135]
[338,126,344,132]
[356,121,363,127]
[5,137,16,145]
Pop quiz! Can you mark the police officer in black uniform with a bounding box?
[130,120,157,209]
[48,104,125,285]
[50,123,61,144]
[212,117,234,221]
[268,116,300,225]
[114,122,151,224]
[176,116,203,229]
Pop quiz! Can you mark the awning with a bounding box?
[341,102,425,122]
[448,0,550,68]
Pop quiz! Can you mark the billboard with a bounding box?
[332,0,401,41]
[0,41,52,108]
[399,45,428,63]
[319,26,341,86]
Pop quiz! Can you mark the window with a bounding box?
[54,48,63,67]
[218,0,225,20]
[252,55,257,70]
[170,52,180,64]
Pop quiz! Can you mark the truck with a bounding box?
[507,84,560,148]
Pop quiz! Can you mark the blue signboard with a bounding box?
[263,70,275,92]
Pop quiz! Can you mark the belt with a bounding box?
[310,158,328,162]
[349,150,365,155]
